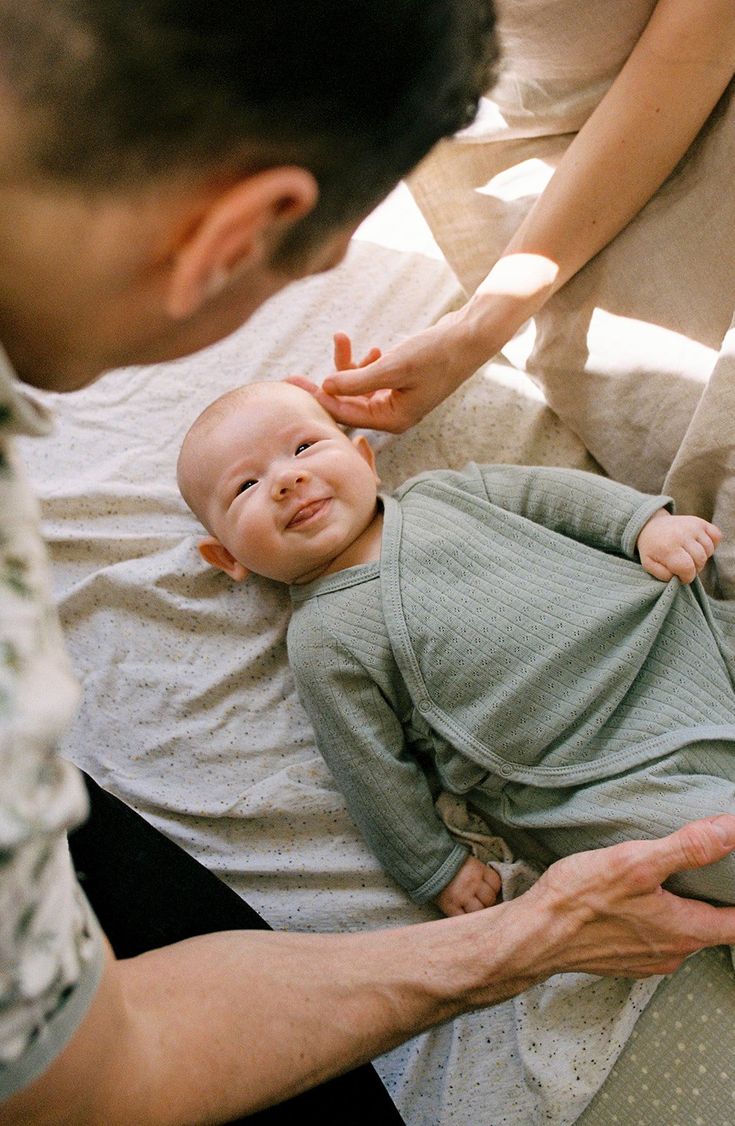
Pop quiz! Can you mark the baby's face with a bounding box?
[192,384,380,584]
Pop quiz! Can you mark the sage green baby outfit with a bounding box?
[288,465,735,904]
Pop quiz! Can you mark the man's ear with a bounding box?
[352,433,380,484]
[167,167,318,319]
[199,536,250,582]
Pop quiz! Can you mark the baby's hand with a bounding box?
[434,855,501,916]
[636,509,721,583]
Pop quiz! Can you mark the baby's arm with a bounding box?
[636,508,721,583]
[435,855,502,917]
[288,609,470,903]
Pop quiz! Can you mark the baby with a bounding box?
[178,379,735,916]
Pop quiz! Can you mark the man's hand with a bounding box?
[636,508,721,583]
[435,855,501,916]
[513,816,735,982]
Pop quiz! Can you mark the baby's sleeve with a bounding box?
[472,463,672,557]
[288,602,468,903]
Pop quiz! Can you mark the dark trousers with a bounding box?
[69,774,405,1125]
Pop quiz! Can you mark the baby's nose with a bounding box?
[272,466,307,498]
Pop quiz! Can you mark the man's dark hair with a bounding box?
[0,1,498,259]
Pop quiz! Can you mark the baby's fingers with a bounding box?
[644,553,700,583]
[666,547,702,583]
[680,527,720,577]
[643,557,674,582]
[704,520,722,547]
[683,518,721,563]
[462,883,500,913]
[461,894,498,914]
[686,538,710,571]
[696,522,721,559]
[474,866,502,907]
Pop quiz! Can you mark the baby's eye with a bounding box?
[295,442,312,455]
[237,479,257,495]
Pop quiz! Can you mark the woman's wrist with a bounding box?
[450,289,549,374]
[436,298,510,379]
[460,251,562,359]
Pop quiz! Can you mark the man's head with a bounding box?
[0,2,498,389]
[178,381,381,585]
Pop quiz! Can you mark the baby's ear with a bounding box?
[199,537,250,582]
[351,433,380,483]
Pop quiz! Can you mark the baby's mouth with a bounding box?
[287,497,331,528]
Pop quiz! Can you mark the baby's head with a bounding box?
[177,381,380,585]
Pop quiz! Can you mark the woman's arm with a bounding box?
[6,817,735,1125]
[316,0,735,431]
[466,0,735,345]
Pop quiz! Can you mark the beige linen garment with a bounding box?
[409,0,735,594]
[407,3,735,1120]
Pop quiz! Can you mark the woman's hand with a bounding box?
[289,316,494,433]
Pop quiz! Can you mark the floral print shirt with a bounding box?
[0,350,103,1101]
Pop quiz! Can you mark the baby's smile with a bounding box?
[286,497,332,529]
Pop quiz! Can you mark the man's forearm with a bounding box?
[81,823,735,1126]
[120,912,533,1122]
[3,906,542,1126]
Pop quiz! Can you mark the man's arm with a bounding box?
[6,815,735,1126]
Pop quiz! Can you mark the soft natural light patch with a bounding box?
[587,309,717,382]
[475,158,555,202]
[503,319,538,375]
[455,96,509,140]
[480,351,546,402]
[353,182,444,259]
